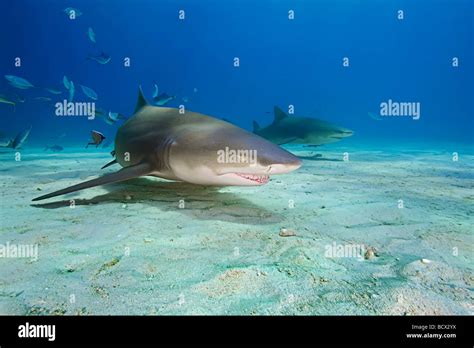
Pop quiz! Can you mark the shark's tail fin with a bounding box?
[252,120,261,133]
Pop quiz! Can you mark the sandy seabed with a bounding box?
[0,143,472,315]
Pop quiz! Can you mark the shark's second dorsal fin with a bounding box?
[252,120,261,132]
[134,86,148,113]
[273,106,288,124]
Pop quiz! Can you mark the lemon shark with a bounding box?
[33,88,301,201]
[253,106,353,146]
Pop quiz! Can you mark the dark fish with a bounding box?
[86,130,106,148]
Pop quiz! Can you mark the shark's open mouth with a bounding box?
[235,173,270,184]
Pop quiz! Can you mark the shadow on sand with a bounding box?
[30,177,282,225]
[298,153,343,162]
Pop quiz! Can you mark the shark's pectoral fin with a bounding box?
[32,162,153,201]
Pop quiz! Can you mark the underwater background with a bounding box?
[0,0,472,316]
[0,0,473,148]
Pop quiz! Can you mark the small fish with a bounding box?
[45,88,62,95]
[108,112,126,121]
[63,76,71,90]
[80,84,98,100]
[95,107,106,117]
[104,117,115,125]
[0,95,16,109]
[95,108,113,125]
[87,27,96,43]
[193,87,198,93]
[86,130,106,148]
[34,97,52,102]
[153,93,175,106]
[68,81,75,102]
[0,137,12,147]
[5,75,34,89]
[182,97,189,103]
[87,52,111,65]
[368,111,382,121]
[152,84,159,99]
[64,7,82,18]
[44,145,64,152]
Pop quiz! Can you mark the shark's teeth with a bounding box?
[235,173,270,184]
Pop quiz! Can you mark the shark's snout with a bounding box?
[341,129,354,137]
[268,157,302,174]
[330,128,353,139]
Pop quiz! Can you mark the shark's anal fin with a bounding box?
[101,159,117,169]
[32,162,152,201]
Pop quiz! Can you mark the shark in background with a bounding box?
[253,106,353,146]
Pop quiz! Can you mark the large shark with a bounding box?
[33,88,301,201]
[253,106,353,146]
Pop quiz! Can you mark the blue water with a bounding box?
[1,0,473,147]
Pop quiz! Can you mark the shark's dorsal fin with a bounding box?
[252,120,261,132]
[273,106,288,124]
[134,86,148,113]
